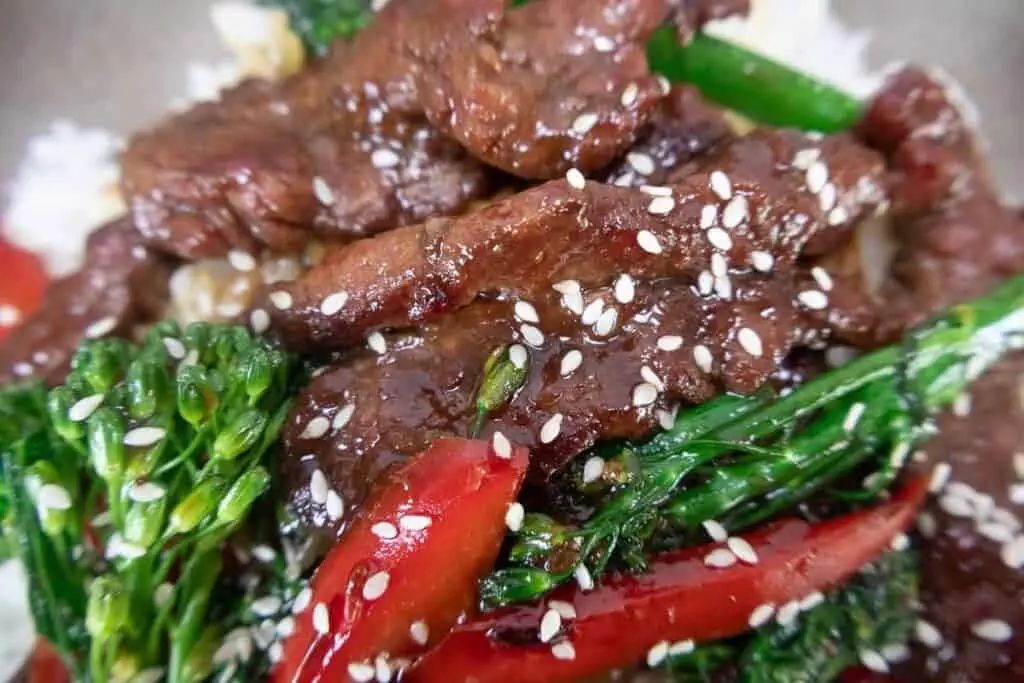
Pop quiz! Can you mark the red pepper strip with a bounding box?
[407,476,929,683]
[26,638,70,683]
[274,438,530,683]
[0,238,48,344]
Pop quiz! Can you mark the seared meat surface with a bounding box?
[267,128,885,352]
[0,218,173,385]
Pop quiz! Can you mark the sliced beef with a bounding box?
[266,128,885,352]
[0,218,173,385]
[283,275,824,532]
[121,0,500,259]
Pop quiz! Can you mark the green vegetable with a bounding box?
[648,29,865,133]
[262,0,375,55]
[482,275,1024,606]
[0,322,302,683]
[472,345,529,437]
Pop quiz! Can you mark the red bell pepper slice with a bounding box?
[25,638,70,683]
[407,477,928,683]
[274,437,530,682]
[0,237,48,344]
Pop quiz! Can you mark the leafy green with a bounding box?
[261,0,374,55]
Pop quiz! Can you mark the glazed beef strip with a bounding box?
[266,128,885,352]
[0,217,173,385]
[282,274,828,532]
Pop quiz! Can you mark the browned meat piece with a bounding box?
[121,0,499,259]
[857,67,1024,341]
[893,353,1024,683]
[0,218,173,385]
[265,128,885,352]
[283,275,822,532]
[602,85,734,188]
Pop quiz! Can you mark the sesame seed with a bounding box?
[709,170,732,200]
[737,327,764,357]
[124,427,166,447]
[882,643,910,664]
[581,456,605,484]
[806,162,829,194]
[657,75,670,95]
[640,366,664,391]
[620,83,640,108]
[371,148,401,168]
[698,270,714,296]
[553,280,581,296]
[348,662,375,682]
[85,316,118,339]
[69,394,104,422]
[929,462,952,492]
[310,469,329,505]
[509,344,528,369]
[326,490,344,520]
[657,404,679,430]
[1001,535,1024,569]
[37,484,72,510]
[367,332,387,355]
[702,520,728,542]
[703,548,737,568]
[312,176,335,205]
[313,603,330,634]
[792,148,820,169]
[627,152,656,176]
[978,520,1015,543]
[540,414,564,443]
[562,289,584,315]
[818,183,837,212]
[917,512,937,538]
[721,195,749,229]
[292,587,312,614]
[505,502,525,532]
[797,290,829,310]
[707,227,733,251]
[810,266,834,293]
[566,168,586,190]
[694,345,713,373]
[217,302,244,318]
[363,571,390,601]
[1014,453,1024,479]
[250,309,270,335]
[539,609,562,643]
[560,350,583,377]
[593,34,616,52]
[859,649,889,674]
[269,291,293,310]
[714,275,733,300]
[939,493,975,518]
[228,250,257,272]
[410,620,429,646]
[572,112,599,135]
[669,640,695,656]
[916,619,944,648]
[548,600,577,620]
[154,583,174,607]
[594,308,618,337]
[521,324,545,348]
[574,564,594,591]
[646,640,669,667]
[12,363,33,377]
[648,195,676,215]
[372,522,398,539]
[251,595,283,618]
[320,291,349,315]
[973,619,1014,643]
[632,383,658,408]
[300,416,331,440]
[492,431,513,460]
[700,204,717,229]
[614,275,635,304]
[843,402,866,433]
[0,304,21,327]
[799,592,825,611]
[952,392,972,417]
[657,335,683,351]
[129,482,166,503]
[776,600,801,627]
[637,230,663,254]
[1010,483,1024,505]
[551,641,576,661]
[162,337,187,360]
[333,404,356,431]
[891,533,910,551]
[828,206,849,226]
[710,253,728,277]
[400,515,432,532]
[515,301,540,323]
[748,603,776,628]
[640,185,672,197]
[728,536,759,564]
[751,251,774,272]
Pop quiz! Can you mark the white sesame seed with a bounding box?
[916,619,944,648]
[640,185,672,197]
[320,291,349,315]
[540,414,564,444]
[1000,536,1024,569]
[700,204,717,229]
[228,250,257,273]
[737,327,764,357]
[799,592,825,611]
[310,469,329,505]
[776,600,801,627]
[217,302,244,318]
[551,641,576,661]
[710,252,728,277]
[400,515,432,532]
[1010,483,1024,505]
[572,112,599,135]
[714,275,733,300]
[628,152,656,176]
[37,484,72,511]
[251,595,283,618]
[647,196,676,216]
[882,643,910,664]
[637,230,663,254]
[372,522,398,540]
[582,298,606,325]
[348,662,375,682]
[371,148,401,168]
[952,392,972,417]
[312,176,335,205]
[375,655,391,683]
[698,270,714,295]
[843,402,866,433]
[657,335,683,351]
[972,619,1013,643]
[728,536,759,564]
[0,304,21,327]
[539,608,562,643]
[292,587,312,614]
[515,301,540,323]
[85,316,118,339]
[750,251,774,273]
[333,404,356,431]
[929,462,952,493]
[859,649,890,674]
[250,309,270,335]
[818,183,837,212]
[620,82,639,107]
[593,34,616,52]
[505,502,525,532]
[721,195,748,229]
[491,431,513,460]
[693,345,713,373]
[594,308,618,337]
[162,337,187,360]
[363,571,390,601]
[367,332,387,355]
[509,344,528,369]
[154,583,174,607]
[917,512,938,538]
[939,493,974,518]
[300,416,331,440]
[548,600,577,620]
[891,533,911,551]
[657,404,679,430]
[12,363,33,377]
[1014,453,1024,479]
[797,290,829,310]
[566,168,586,190]
[313,603,330,634]
[124,427,166,447]
[632,383,658,408]
[69,394,104,422]
[709,170,732,200]
[806,162,829,194]
[978,520,1015,543]
[521,324,545,348]
[614,275,635,304]
[580,455,605,484]
[669,640,695,656]
[703,548,737,568]
[410,620,429,646]
[646,640,669,667]
[640,366,664,391]
[707,227,733,251]
[553,280,581,296]
[560,350,583,377]
[810,266,834,293]
[270,291,293,310]
[828,206,849,226]
[748,603,776,629]
[326,490,344,520]
[702,520,728,542]
[574,564,594,591]
[129,482,166,503]
[657,75,670,95]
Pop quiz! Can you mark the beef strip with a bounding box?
[266,128,886,353]
[0,217,173,385]
[283,274,824,532]
[121,0,500,259]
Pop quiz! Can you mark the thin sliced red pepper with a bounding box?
[26,638,70,683]
[407,476,929,683]
[0,237,48,344]
[274,437,530,682]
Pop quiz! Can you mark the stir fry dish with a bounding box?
[1,1,1023,682]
